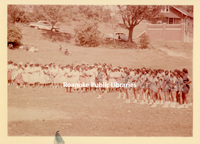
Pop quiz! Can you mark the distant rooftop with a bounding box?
[171,6,193,18]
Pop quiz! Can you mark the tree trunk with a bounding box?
[50,30,53,39]
[128,26,134,42]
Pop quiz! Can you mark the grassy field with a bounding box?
[8,22,193,136]
[8,86,192,136]
[9,23,192,72]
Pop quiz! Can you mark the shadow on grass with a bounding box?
[41,30,72,43]
[101,39,138,49]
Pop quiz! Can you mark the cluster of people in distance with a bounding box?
[8,61,192,109]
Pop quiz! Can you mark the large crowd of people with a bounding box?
[8,61,192,109]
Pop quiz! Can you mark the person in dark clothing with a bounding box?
[181,68,192,108]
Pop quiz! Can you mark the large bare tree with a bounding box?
[118,5,161,42]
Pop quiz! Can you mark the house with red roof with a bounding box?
[142,5,193,43]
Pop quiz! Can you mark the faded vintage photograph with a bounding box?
[7,5,193,136]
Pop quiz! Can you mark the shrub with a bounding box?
[102,39,137,49]
[7,24,23,47]
[74,20,102,47]
[139,34,150,49]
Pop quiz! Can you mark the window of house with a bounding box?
[161,6,169,12]
[166,6,169,12]
[169,18,174,24]
[175,18,181,24]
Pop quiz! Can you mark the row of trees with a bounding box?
[8,5,112,25]
[7,5,113,47]
[8,5,193,47]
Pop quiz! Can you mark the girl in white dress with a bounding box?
[7,61,13,85]
[14,64,25,88]
[50,65,59,88]
[33,64,41,87]
[58,66,65,88]
[27,64,34,87]
[11,63,18,84]
[31,64,36,86]
[66,66,73,92]
[22,64,30,87]
[109,69,116,93]
[72,66,81,92]
[102,67,108,93]
[83,66,90,92]
[79,67,85,92]
[39,66,46,88]
[53,65,60,88]
[86,66,93,92]
[43,66,52,87]
[87,66,94,92]
[64,66,70,84]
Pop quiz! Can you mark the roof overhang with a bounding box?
[161,12,181,18]
[171,6,193,18]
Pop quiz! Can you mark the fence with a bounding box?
[144,23,192,43]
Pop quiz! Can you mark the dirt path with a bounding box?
[153,45,191,59]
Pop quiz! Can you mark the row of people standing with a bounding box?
[8,61,192,108]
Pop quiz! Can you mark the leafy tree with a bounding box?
[8,5,25,24]
[74,20,101,47]
[118,5,161,42]
[8,5,41,24]
[7,24,23,47]
[70,5,112,23]
[33,5,69,26]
